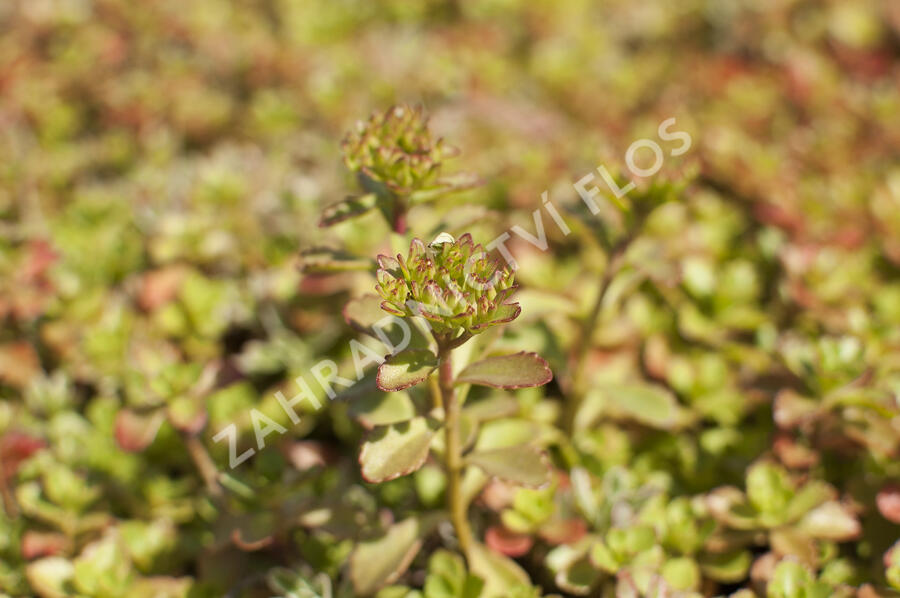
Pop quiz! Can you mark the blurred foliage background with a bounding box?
[1,0,899,596]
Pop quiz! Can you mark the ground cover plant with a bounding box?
[1,0,899,597]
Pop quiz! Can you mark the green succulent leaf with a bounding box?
[465,445,551,488]
[699,550,752,583]
[747,462,795,518]
[359,417,439,483]
[349,391,418,429]
[72,534,134,596]
[661,557,701,591]
[455,353,552,389]
[25,557,74,598]
[467,542,531,598]
[350,516,434,596]
[796,501,861,541]
[376,349,439,392]
[580,383,691,430]
[423,550,484,598]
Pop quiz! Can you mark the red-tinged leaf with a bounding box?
[376,349,438,392]
[0,342,40,388]
[481,479,518,512]
[138,266,187,311]
[773,432,819,469]
[114,410,165,453]
[22,532,68,560]
[21,240,58,281]
[166,397,208,435]
[455,352,552,389]
[281,440,333,471]
[0,432,46,479]
[485,525,533,557]
[877,483,900,524]
[538,518,588,545]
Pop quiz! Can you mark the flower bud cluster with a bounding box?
[342,105,457,196]
[376,234,520,337]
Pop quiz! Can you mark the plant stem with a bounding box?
[184,434,223,498]
[392,195,408,234]
[438,348,473,557]
[392,209,407,234]
[429,374,443,411]
[0,453,18,518]
[563,243,628,433]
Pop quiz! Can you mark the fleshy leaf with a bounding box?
[319,193,377,227]
[376,349,438,391]
[485,525,534,557]
[359,417,438,483]
[877,483,900,524]
[423,550,485,598]
[350,516,435,596]
[747,462,795,516]
[581,383,690,430]
[348,392,417,429]
[25,557,74,598]
[465,445,551,488]
[114,410,165,453]
[699,550,752,583]
[455,352,552,389]
[343,294,430,351]
[467,542,531,598]
[796,501,861,541]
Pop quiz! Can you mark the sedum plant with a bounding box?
[344,233,553,596]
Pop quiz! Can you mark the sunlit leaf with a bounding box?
[359,417,439,483]
[466,445,551,488]
[376,349,438,392]
[455,353,552,389]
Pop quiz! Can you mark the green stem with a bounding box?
[0,452,18,518]
[438,348,473,557]
[563,244,628,433]
[184,434,223,498]
[429,374,443,411]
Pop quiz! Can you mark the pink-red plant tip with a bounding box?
[877,483,900,524]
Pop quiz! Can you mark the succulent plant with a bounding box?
[2,2,900,597]
[341,230,552,596]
